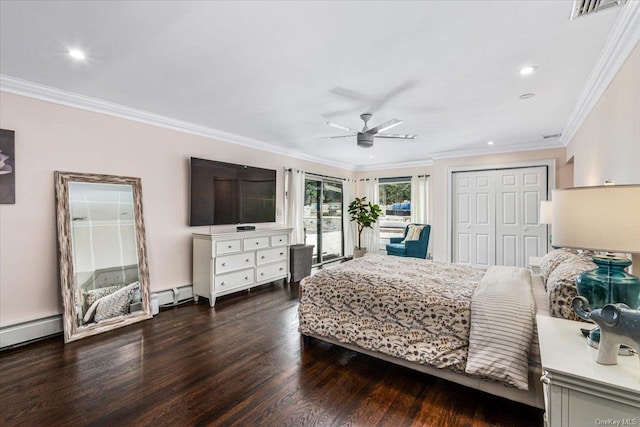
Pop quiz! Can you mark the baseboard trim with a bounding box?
[0,315,63,350]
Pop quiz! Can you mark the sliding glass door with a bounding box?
[304,177,344,265]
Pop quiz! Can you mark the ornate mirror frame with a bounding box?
[55,171,152,343]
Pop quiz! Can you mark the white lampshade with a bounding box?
[539,200,552,225]
[552,185,640,253]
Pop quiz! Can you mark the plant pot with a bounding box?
[353,247,367,259]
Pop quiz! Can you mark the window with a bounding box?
[378,177,412,252]
[304,176,344,265]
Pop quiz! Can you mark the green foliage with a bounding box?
[348,197,382,250]
[379,182,411,205]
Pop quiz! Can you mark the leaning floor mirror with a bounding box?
[55,171,152,343]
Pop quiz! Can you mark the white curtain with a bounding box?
[411,175,430,224]
[285,168,305,244]
[342,178,357,257]
[363,178,380,254]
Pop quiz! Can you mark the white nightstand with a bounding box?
[529,256,542,275]
[537,315,640,427]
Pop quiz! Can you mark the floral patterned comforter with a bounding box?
[298,254,487,373]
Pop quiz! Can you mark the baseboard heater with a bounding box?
[1,285,195,350]
[153,285,194,307]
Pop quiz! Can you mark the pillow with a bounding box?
[540,248,578,286]
[547,258,595,322]
[402,224,424,242]
[83,282,139,323]
[84,285,123,307]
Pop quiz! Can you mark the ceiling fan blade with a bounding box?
[367,119,403,135]
[319,134,354,139]
[376,133,417,139]
[325,121,359,133]
[329,87,372,103]
[369,80,418,112]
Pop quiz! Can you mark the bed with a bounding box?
[298,254,550,409]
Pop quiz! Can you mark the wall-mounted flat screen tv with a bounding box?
[189,157,277,226]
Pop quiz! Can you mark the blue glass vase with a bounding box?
[576,255,640,349]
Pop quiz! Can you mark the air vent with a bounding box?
[543,133,562,140]
[570,0,626,20]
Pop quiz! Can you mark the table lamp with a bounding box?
[539,200,554,248]
[539,200,552,225]
[552,185,640,349]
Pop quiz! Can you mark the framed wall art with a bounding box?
[0,129,15,204]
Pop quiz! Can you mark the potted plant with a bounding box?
[348,196,382,258]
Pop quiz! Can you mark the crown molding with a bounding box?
[0,75,356,171]
[354,158,434,172]
[560,0,640,146]
[428,139,565,161]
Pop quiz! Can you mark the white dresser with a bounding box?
[192,228,292,306]
[537,315,640,427]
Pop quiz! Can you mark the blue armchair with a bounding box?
[386,223,431,259]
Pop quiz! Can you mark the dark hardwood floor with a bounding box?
[0,282,543,426]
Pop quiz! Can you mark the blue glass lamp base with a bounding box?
[576,254,640,357]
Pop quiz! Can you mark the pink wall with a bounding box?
[0,92,353,326]
[566,42,640,186]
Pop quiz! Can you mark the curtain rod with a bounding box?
[359,174,430,181]
[284,168,351,182]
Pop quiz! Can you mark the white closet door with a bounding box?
[495,166,548,267]
[452,166,548,267]
[452,171,496,266]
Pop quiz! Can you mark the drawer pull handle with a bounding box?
[261,256,265,259]
[221,262,227,267]
[256,242,259,245]
[261,272,264,276]
[279,267,283,271]
[221,282,226,286]
[245,276,249,280]
[246,258,250,262]
[228,245,232,248]
[280,252,283,256]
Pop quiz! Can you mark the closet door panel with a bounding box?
[496,166,547,267]
[453,171,495,266]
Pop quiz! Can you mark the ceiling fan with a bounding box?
[323,113,417,148]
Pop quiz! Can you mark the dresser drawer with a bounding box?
[257,261,288,282]
[215,252,255,274]
[243,236,270,250]
[271,234,289,247]
[215,268,255,292]
[257,247,287,265]
[215,239,241,255]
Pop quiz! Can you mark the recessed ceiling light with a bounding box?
[519,65,537,76]
[68,49,86,60]
[487,140,494,145]
[369,155,374,159]
[519,93,536,99]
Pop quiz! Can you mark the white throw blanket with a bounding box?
[465,266,535,390]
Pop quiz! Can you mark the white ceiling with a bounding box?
[0,1,628,169]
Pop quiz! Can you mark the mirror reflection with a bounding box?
[69,182,142,326]
[55,172,151,343]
